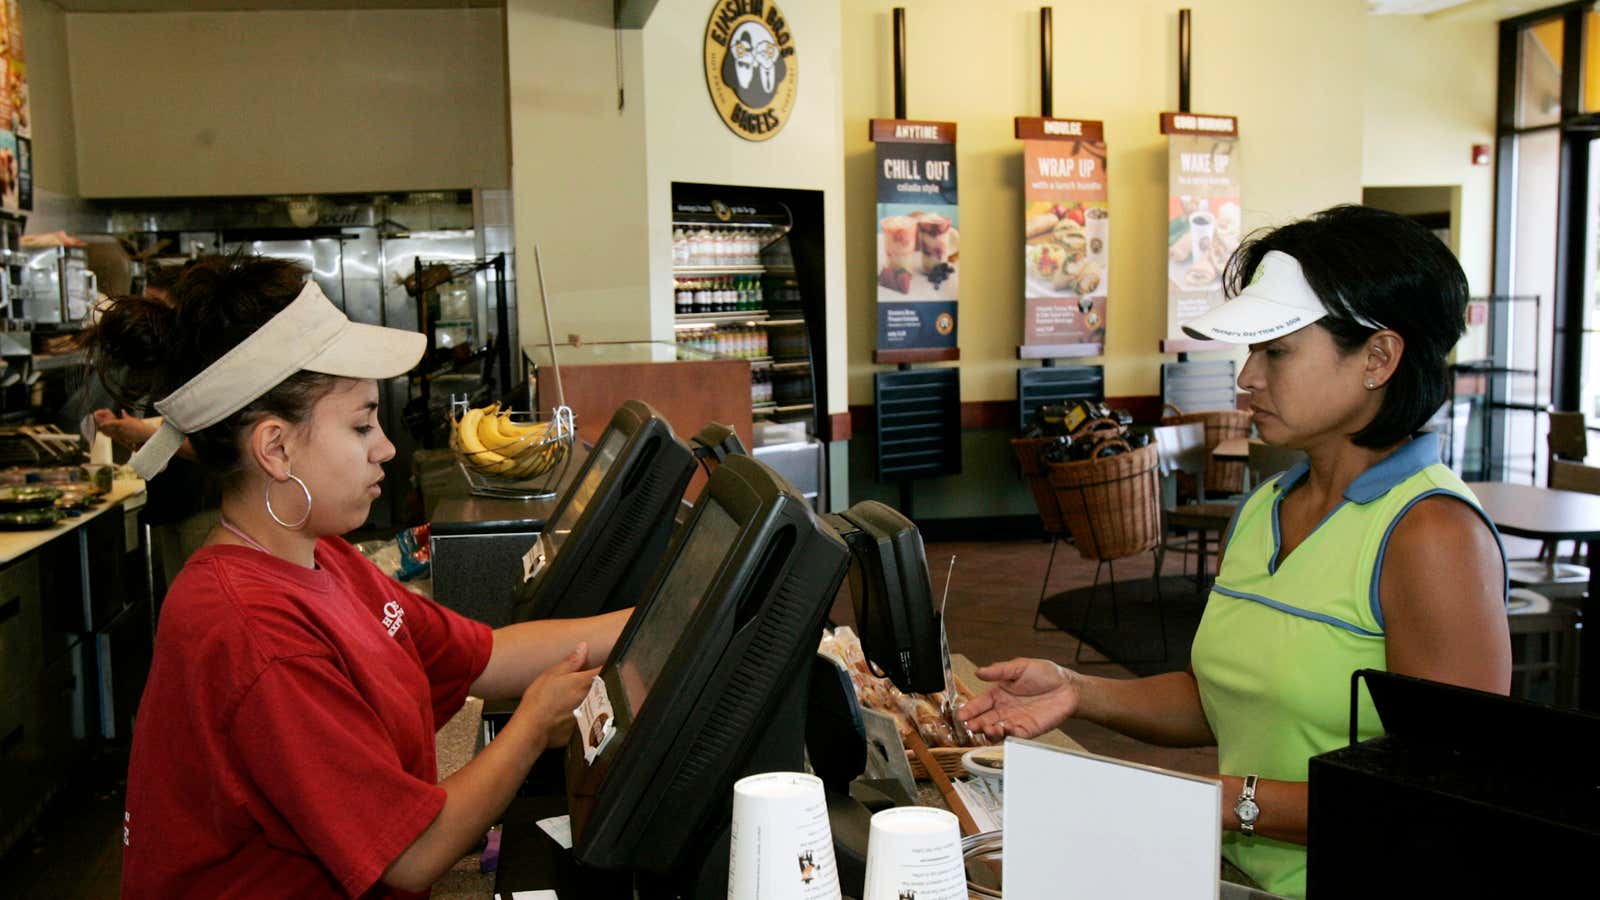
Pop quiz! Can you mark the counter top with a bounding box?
[0,478,146,565]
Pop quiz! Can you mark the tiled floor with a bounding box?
[0,536,1214,898]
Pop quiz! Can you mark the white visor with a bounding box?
[1181,249,1380,343]
[129,280,426,479]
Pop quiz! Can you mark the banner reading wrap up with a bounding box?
[871,119,959,359]
[1162,113,1239,340]
[1016,117,1107,349]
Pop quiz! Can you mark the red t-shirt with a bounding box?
[121,537,493,899]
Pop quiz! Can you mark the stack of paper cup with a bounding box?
[862,807,967,900]
[728,772,841,899]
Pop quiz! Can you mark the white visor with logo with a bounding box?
[128,280,425,479]
[1181,249,1379,343]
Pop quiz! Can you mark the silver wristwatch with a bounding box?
[1234,774,1260,836]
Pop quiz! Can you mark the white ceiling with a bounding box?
[49,1,501,11]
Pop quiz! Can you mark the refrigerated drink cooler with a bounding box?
[669,182,830,509]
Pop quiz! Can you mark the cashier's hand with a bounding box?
[958,658,1078,741]
[92,409,156,450]
[517,642,601,750]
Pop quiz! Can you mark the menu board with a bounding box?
[1016,117,1107,349]
[871,119,958,359]
[1162,113,1239,340]
[0,0,29,213]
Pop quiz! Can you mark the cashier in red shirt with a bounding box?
[88,254,628,899]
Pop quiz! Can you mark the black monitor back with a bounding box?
[565,453,849,879]
[827,500,944,693]
[1308,670,1600,896]
[515,400,695,620]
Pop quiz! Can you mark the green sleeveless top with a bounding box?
[1190,434,1505,899]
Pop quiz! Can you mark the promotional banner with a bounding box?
[871,119,959,358]
[1162,113,1239,340]
[0,0,29,213]
[1016,117,1107,349]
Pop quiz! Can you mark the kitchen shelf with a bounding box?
[674,310,770,326]
[762,318,806,327]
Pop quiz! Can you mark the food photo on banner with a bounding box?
[1162,114,1240,338]
[1018,118,1107,347]
[872,120,959,353]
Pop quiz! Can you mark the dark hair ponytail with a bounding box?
[82,252,341,481]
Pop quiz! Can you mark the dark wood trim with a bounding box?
[824,411,852,443]
[1160,338,1232,354]
[960,400,1013,431]
[869,119,958,143]
[1158,111,1238,136]
[1013,117,1104,141]
[873,347,961,364]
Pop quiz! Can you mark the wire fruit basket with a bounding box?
[447,395,576,500]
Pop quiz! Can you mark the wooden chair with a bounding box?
[1247,442,1306,489]
[1153,423,1238,596]
[1510,458,1600,600]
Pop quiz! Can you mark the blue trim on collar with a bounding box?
[1270,433,1441,505]
[1344,433,1441,503]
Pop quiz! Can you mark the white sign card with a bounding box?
[1004,738,1222,899]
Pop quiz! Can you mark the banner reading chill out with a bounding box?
[871,119,959,356]
[1017,117,1108,348]
[1162,113,1240,340]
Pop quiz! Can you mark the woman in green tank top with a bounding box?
[961,206,1510,899]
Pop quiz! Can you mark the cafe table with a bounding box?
[1467,481,1600,711]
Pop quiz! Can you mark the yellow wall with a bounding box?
[64,8,508,198]
[1363,12,1497,297]
[841,0,1368,406]
[20,0,75,196]
[504,0,651,349]
[640,0,848,414]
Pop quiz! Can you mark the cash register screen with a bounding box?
[614,499,741,713]
[545,427,625,554]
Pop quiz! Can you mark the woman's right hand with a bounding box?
[957,657,1081,741]
[516,642,600,751]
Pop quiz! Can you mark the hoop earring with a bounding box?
[266,471,313,530]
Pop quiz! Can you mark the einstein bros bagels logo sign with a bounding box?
[704,0,797,141]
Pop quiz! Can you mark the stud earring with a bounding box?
[1365,378,1377,390]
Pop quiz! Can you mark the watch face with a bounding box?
[1236,799,1260,822]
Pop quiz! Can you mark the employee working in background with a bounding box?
[87,260,217,591]
[961,206,1511,900]
[86,254,630,898]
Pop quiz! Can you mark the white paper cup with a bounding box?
[861,806,967,900]
[728,772,842,900]
[1188,211,1216,264]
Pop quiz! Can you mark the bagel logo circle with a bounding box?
[704,0,797,142]
[935,313,955,336]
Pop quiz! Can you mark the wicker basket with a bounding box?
[1162,406,1252,495]
[1046,442,1162,562]
[1011,437,1069,534]
[909,747,970,781]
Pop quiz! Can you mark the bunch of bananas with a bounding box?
[451,403,568,480]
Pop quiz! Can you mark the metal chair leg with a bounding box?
[1153,549,1170,662]
[1073,561,1106,663]
[1031,536,1062,631]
